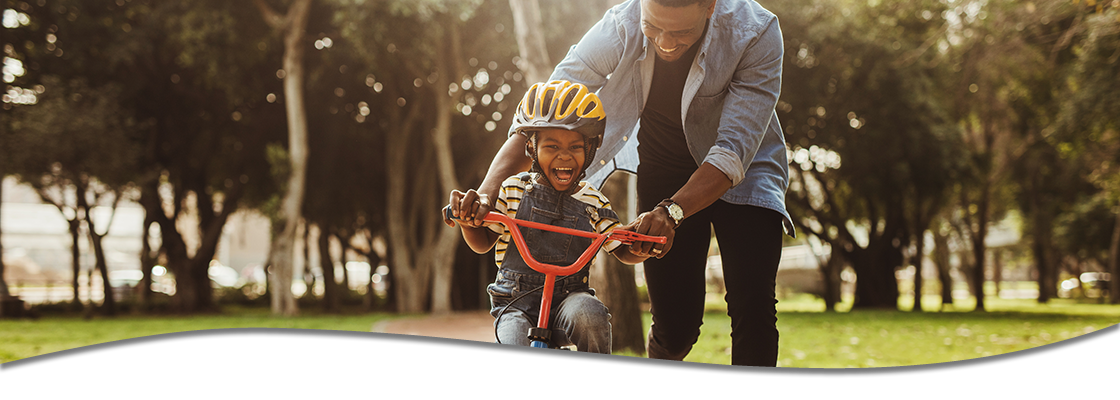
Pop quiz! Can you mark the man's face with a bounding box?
[640,0,715,62]
[531,128,588,192]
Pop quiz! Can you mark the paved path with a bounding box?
[372,310,496,343]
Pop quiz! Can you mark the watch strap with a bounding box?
[656,198,683,228]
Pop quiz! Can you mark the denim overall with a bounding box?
[487,173,618,352]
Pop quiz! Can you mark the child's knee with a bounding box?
[566,293,610,326]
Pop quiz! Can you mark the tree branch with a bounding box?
[253,0,287,29]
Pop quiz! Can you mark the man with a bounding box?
[453,0,793,366]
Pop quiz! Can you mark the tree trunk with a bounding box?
[302,223,314,292]
[1109,210,1120,305]
[911,230,925,312]
[89,229,115,315]
[992,249,1002,299]
[338,233,351,293]
[508,0,553,84]
[851,209,905,309]
[970,187,990,312]
[0,176,8,300]
[257,0,313,317]
[142,183,235,313]
[1029,177,1055,304]
[138,178,162,310]
[78,187,118,316]
[429,23,465,314]
[932,227,954,310]
[319,224,338,312]
[364,249,381,311]
[822,248,844,312]
[69,219,82,308]
[850,243,902,309]
[590,172,644,355]
[1033,225,1053,303]
[386,102,432,313]
[139,216,157,310]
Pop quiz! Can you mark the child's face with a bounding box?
[533,128,587,192]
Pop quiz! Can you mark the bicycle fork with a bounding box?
[526,271,577,349]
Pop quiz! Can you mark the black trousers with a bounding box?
[638,170,784,366]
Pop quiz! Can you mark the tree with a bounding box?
[334,0,522,313]
[1053,5,1120,303]
[590,171,645,354]
[255,0,314,317]
[944,0,1096,309]
[775,0,960,309]
[7,75,141,314]
[508,0,551,84]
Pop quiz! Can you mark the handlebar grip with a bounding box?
[443,206,456,221]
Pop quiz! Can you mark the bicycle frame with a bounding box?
[445,206,665,349]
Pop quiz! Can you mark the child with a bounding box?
[445,80,648,353]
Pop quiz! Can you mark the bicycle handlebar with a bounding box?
[443,206,665,276]
[444,204,666,339]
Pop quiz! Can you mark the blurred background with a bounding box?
[1,0,1118,361]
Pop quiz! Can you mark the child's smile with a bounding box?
[532,128,588,192]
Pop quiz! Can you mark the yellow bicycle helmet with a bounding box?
[512,80,607,185]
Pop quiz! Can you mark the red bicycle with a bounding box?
[444,206,665,349]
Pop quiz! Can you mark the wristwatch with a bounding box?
[659,199,684,228]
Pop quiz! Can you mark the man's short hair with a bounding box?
[650,0,715,8]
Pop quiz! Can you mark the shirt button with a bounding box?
[582,276,588,283]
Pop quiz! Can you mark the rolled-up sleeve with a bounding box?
[707,17,783,186]
[702,146,745,185]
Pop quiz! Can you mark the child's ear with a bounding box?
[524,139,535,159]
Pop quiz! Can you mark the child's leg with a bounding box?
[495,308,535,346]
[555,292,611,353]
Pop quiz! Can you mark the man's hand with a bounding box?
[445,189,492,228]
[624,207,676,259]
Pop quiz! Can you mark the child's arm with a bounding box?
[460,224,500,254]
[611,242,649,265]
[596,214,649,265]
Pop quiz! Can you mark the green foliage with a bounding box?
[7,76,142,188]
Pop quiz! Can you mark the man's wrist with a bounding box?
[656,198,684,228]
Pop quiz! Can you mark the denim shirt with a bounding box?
[544,0,794,237]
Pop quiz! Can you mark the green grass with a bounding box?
[654,294,1120,367]
[3,298,1118,367]
[0,306,394,363]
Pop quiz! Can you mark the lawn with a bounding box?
[2,298,1118,367]
[0,306,395,363]
[668,295,1120,367]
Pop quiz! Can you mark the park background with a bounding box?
[2,0,1119,367]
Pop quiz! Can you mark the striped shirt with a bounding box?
[489,174,622,268]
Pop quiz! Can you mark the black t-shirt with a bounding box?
[637,24,708,183]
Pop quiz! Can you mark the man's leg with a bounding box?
[642,204,713,361]
[555,292,611,353]
[711,202,783,366]
[636,162,711,361]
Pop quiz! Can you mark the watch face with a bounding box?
[667,203,683,221]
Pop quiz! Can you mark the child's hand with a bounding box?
[445,189,492,228]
